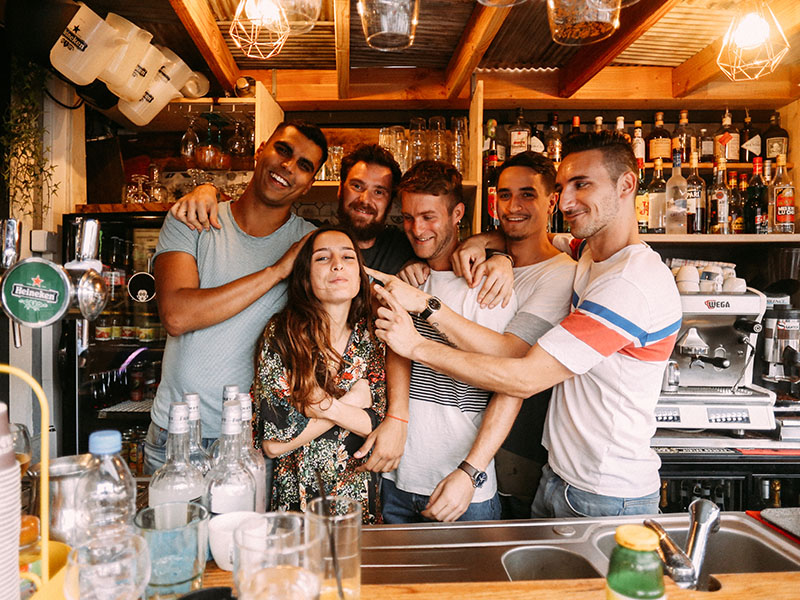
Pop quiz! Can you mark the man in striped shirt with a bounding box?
[374,132,682,518]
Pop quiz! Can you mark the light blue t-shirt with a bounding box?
[151,202,315,437]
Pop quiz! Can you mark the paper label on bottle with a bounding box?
[701,139,714,157]
[741,134,762,155]
[486,187,498,220]
[530,137,545,154]
[776,188,796,223]
[632,138,645,160]
[649,138,671,160]
[606,584,664,600]
[509,131,529,156]
[496,144,507,162]
[635,192,649,225]
[168,407,190,434]
[546,139,562,161]
[766,137,788,159]
[686,187,702,213]
[725,134,740,160]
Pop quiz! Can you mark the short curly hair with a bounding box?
[562,130,637,184]
[396,160,463,213]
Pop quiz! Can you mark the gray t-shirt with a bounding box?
[151,202,315,437]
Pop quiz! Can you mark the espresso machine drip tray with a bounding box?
[656,384,776,430]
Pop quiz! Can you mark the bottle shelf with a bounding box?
[642,162,793,170]
[642,234,800,243]
[98,399,153,417]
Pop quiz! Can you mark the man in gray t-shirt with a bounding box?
[143,121,327,474]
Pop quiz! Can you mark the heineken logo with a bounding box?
[11,277,60,304]
[60,26,88,52]
[1,259,70,327]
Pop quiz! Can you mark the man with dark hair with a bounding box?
[374,132,682,519]
[144,121,327,475]
[373,160,518,523]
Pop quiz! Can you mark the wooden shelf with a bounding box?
[643,162,793,170]
[642,234,800,243]
[76,203,173,213]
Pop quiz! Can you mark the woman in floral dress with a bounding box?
[252,227,386,524]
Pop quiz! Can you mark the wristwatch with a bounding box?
[458,460,488,489]
[419,296,442,320]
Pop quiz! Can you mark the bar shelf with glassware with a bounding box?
[642,234,800,243]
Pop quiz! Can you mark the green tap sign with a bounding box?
[1,258,71,327]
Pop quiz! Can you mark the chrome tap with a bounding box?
[643,498,721,591]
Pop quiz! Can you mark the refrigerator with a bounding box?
[59,210,167,469]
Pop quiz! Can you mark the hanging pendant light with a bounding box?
[357,0,420,52]
[229,0,290,59]
[477,0,528,7]
[717,0,790,81]
[279,0,323,36]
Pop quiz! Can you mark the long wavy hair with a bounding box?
[258,226,372,414]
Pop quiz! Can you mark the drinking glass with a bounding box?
[134,501,210,599]
[328,146,344,181]
[451,117,469,176]
[306,496,362,600]
[63,531,151,600]
[147,163,169,203]
[391,125,408,172]
[180,118,200,168]
[233,512,324,600]
[127,175,150,204]
[10,422,32,478]
[428,116,449,163]
[408,117,428,166]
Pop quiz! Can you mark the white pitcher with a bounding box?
[107,44,164,103]
[98,13,153,94]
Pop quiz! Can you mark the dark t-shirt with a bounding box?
[360,226,415,275]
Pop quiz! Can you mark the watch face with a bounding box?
[474,471,488,488]
[428,297,442,311]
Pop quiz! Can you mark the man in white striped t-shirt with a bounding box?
[373,161,518,524]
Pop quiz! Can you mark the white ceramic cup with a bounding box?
[675,265,700,283]
[98,13,153,91]
[722,277,747,293]
[49,2,126,86]
[209,511,259,571]
[677,281,700,294]
[699,280,717,293]
[181,72,210,98]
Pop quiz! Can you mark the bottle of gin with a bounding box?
[686,152,706,234]
[635,158,649,234]
[509,108,531,157]
[647,158,667,233]
[149,402,205,507]
[665,150,688,234]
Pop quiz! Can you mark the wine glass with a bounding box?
[10,423,32,478]
[127,175,150,204]
[180,117,200,168]
[227,121,249,157]
[146,163,170,203]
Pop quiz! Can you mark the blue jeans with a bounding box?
[531,464,660,519]
[143,422,220,474]
[381,477,501,524]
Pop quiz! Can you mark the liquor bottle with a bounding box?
[203,399,256,517]
[635,158,649,234]
[647,111,671,162]
[728,171,744,234]
[671,109,695,164]
[616,116,631,143]
[482,118,498,170]
[765,159,774,232]
[209,384,242,462]
[647,158,667,233]
[714,110,740,162]
[183,392,212,476]
[738,173,749,233]
[149,402,205,507]
[739,110,762,163]
[745,157,769,234]
[482,146,500,232]
[699,128,715,163]
[509,108,531,156]
[236,392,267,513]
[530,123,545,155]
[496,123,509,161]
[773,154,796,234]
[631,120,646,162]
[708,159,730,234]
[544,113,562,162]
[686,152,706,234]
[763,112,789,160]
[594,116,604,133]
[570,115,581,134]
[665,150,688,234]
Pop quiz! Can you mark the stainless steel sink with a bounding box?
[361,513,800,585]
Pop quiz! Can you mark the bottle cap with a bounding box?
[237,392,253,422]
[654,158,663,168]
[221,399,242,435]
[184,393,201,421]
[634,120,642,127]
[168,401,190,434]
[223,384,240,402]
[615,524,659,552]
[88,430,122,454]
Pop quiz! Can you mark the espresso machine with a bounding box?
[657,289,776,431]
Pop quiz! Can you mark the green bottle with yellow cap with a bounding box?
[606,524,666,599]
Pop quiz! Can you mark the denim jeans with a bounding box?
[143,422,219,474]
[530,463,660,519]
[381,477,501,524]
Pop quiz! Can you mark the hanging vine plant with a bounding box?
[0,57,59,227]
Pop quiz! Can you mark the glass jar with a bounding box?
[606,525,665,599]
[547,0,621,46]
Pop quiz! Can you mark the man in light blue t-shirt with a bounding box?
[143,121,327,474]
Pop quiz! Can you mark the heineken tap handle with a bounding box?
[1,219,22,271]
[12,322,21,348]
[76,219,100,261]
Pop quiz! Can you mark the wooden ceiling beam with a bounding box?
[334,0,350,99]
[557,0,681,98]
[168,0,240,91]
[673,0,800,98]
[444,5,511,100]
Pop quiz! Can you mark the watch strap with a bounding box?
[458,460,484,488]
[419,296,441,320]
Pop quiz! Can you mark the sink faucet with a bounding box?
[644,498,721,591]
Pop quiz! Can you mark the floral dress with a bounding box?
[252,318,386,524]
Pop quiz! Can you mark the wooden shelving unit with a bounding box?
[642,234,800,244]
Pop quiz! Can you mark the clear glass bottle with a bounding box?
[739,110,762,163]
[708,159,730,235]
[671,109,695,164]
[745,156,769,234]
[509,108,531,157]
[666,150,688,234]
[605,525,665,600]
[149,402,205,507]
[73,430,136,545]
[773,154,795,234]
[714,109,740,162]
[483,145,500,232]
[699,128,715,163]
[183,393,212,476]
[544,113,562,163]
[686,152,706,234]
[530,123,545,155]
[236,392,267,513]
[203,399,256,517]
[616,116,631,143]
[647,111,671,163]
[631,120,646,161]
[763,112,789,160]
[647,158,667,233]
[209,384,241,462]
[635,158,649,234]
[483,118,498,170]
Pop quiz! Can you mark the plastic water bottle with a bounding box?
[73,430,136,545]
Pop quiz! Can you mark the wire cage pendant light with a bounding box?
[716,0,790,82]
[477,0,528,7]
[229,0,291,60]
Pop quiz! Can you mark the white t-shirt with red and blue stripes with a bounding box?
[537,242,681,499]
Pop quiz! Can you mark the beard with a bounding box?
[337,203,387,242]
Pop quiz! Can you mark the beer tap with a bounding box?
[0,219,24,347]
